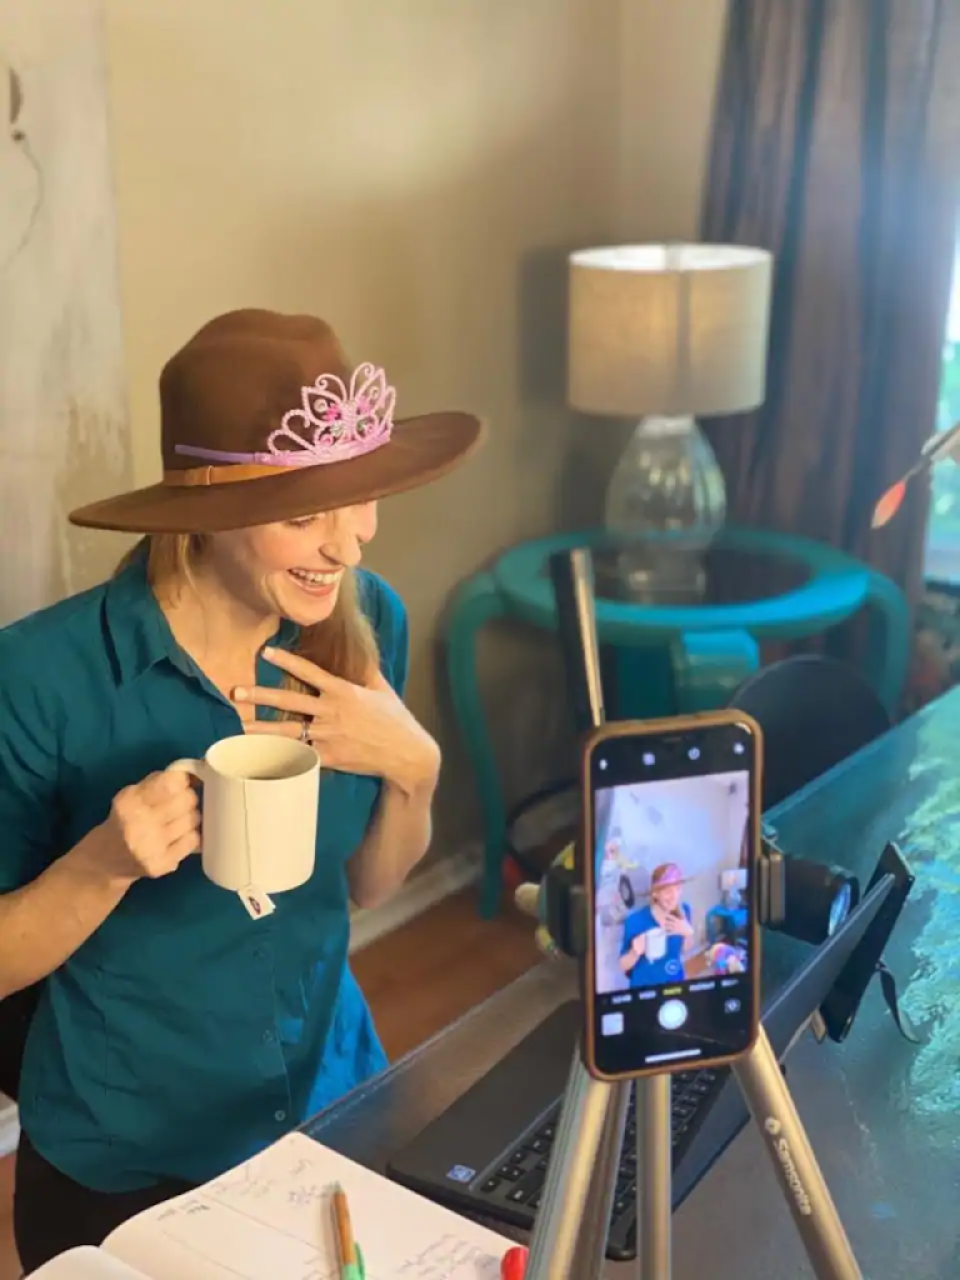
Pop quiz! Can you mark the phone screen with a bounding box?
[585,717,760,1079]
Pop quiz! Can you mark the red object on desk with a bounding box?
[500,1245,529,1279]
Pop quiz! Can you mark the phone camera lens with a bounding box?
[642,752,655,767]
[598,759,608,771]
[688,746,700,761]
[733,742,745,756]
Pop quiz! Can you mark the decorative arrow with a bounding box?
[872,420,960,529]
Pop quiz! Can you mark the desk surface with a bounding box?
[308,688,960,1279]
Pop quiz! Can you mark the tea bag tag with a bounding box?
[239,886,275,920]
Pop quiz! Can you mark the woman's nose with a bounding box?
[321,502,378,566]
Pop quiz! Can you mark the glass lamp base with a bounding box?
[604,414,727,602]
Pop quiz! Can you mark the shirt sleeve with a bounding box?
[0,635,62,893]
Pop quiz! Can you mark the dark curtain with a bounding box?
[701,0,960,608]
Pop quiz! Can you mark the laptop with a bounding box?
[386,874,891,1261]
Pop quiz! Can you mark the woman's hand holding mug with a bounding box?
[90,770,201,885]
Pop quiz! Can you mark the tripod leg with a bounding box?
[526,1054,630,1280]
[636,1075,672,1278]
[732,1027,862,1280]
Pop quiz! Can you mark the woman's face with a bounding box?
[654,882,681,913]
[203,501,379,626]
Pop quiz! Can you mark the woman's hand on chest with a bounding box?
[231,646,440,797]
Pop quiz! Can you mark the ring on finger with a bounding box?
[299,718,312,743]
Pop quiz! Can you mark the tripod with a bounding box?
[525,549,865,1280]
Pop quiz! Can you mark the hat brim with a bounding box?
[643,878,695,894]
[68,411,485,534]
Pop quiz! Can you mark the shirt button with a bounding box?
[262,1030,274,1044]
[274,1110,286,1123]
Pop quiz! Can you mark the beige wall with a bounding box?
[617,0,729,243]
[101,0,727,860]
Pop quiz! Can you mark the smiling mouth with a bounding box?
[287,567,343,592]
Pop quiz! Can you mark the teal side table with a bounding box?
[444,527,911,917]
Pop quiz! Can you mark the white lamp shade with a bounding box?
[567,244,774,418]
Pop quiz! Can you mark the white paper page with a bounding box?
[31,1245,151,1280]
[104,1132,512,1280]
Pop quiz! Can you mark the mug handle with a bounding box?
[168,758,207,784]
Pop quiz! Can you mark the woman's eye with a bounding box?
[287,517,315,529]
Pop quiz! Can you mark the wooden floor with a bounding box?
[0,888,539,1277]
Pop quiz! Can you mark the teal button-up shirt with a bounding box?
[0,553,407,1191]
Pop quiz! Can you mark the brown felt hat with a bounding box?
[68,309,485,533]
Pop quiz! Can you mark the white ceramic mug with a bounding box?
[645,926,668,962]
[171,734,320,900]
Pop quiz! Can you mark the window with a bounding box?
[924,247,960,584]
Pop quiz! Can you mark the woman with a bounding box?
[619,863,695,988]
[0,309,483,1272]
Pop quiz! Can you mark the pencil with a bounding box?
[332,1182,359,1270]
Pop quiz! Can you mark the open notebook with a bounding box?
[35,1132,515,1279]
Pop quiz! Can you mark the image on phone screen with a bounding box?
[588,721,759,1077]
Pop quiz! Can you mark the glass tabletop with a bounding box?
[532,532,817,608]
[740,692,960,1278]
[590,536,812,606]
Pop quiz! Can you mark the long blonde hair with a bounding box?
[115,534,379,690]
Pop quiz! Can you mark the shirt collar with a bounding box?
[103,548,177,684]
[275,616,299,647]
[103,547,301,686]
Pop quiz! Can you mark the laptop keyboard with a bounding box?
[473,1065,726,1259]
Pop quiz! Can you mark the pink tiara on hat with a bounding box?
[174,362,396,468]
[650,863,687,888]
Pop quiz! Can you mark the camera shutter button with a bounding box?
[658,999,688,1030]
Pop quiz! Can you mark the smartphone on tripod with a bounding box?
[580,711,763,1082]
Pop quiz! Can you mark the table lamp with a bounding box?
[567,243,773,597]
